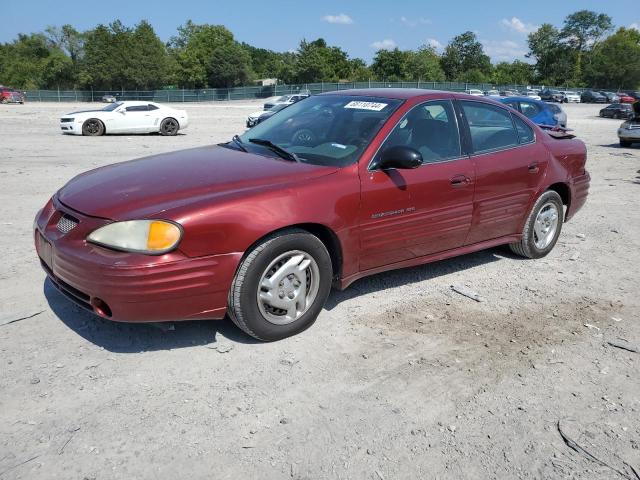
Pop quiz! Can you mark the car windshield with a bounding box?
[102,102,123,111]
[565,91,576,95]
[238,95,403,167]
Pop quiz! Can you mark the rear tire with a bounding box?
[510,191,563,259]
[82,118,105,136]
[228,229,332,341]
[160,117,179,136]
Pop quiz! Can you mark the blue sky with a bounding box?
[1,0,637,63]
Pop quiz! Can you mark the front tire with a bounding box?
[620,139,632,148]
[228,229,332,341]
[160,117,179,136]
[82,118,105,136]
[510,191,563,259]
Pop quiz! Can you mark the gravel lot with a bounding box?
[1,100,639,479]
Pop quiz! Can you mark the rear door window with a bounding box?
[461,101,519,154]
[512,115,535,144]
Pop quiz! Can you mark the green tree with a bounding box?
[492,60,534,85]
[527,24,576,85]
[80,20,167,89]
[582,27,640,89]
[406,46,445,81]
[561,10,613,52]
[370,48,410,81]
[0,33,73,88]
[348,58,370,81]
[441,31,492,81]
[561,10,612,84]
[207,41,252,87]
[168,21,251,88]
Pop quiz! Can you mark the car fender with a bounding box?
[168,166,359,258]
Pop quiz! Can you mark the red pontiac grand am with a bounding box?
[34,89,590,341]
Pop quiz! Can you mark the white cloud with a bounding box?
[630,23,639,30]
[399,16,431,27]
[501,17,539,35]
[482,39,529,62]
[370,39,397,50]
[322,13,353,25]
[426,38,443,50]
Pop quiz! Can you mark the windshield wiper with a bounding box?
[248,138,299,162]
[230,135,247,152]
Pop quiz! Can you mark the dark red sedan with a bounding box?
[35,89,590,341]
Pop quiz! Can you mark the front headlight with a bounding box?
[87,220,182,254]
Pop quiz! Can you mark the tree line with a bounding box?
[1,10,638,91]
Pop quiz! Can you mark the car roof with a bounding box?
[320,88,454,100]
[118,100,158,106]
[499,96,545,103]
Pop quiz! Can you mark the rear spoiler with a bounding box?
[539,124,576,139]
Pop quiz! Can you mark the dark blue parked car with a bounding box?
[499,96,567,128]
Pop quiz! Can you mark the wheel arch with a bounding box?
[161,116,179,127]
[82,117,106,134]
[546,182,571,213]
[239,223,343,281]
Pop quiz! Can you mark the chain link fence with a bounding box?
[23,81,580,103]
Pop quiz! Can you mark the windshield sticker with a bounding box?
[344,101,388,111]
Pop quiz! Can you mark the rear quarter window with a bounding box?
[512,115,535,144]
[461,101,519,154]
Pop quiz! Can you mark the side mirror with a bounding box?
[119,109,126,115]
[376,145,422,170]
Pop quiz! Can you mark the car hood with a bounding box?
[63,109,110,116]
[57,145,338,220]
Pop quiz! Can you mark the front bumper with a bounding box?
[618,127,640,141]
[35,198,241,322]
[60,120,81,134]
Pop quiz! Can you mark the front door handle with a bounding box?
[450,174,470,187]
[528,163,539,173]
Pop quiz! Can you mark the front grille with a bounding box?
[56,214,79,234]
[61,118,74,123]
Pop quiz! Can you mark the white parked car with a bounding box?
[484,90,501,97]
[524,91,542,101]
[618,119,640,147]
[465,89,484,96]
[263,93,310,110]
[59,101,189,136]
[561,91,581,103]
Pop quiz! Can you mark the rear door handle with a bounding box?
[450,174,470,187]
[528,163,539,173]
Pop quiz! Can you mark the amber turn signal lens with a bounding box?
[147,221,181,251]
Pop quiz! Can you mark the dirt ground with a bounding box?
[0,100,638,479]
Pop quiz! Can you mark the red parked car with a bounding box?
[34,89,590,341]
[616,93,636,103]
[0,86,25,104]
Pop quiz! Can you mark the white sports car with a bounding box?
[59,101,189,136]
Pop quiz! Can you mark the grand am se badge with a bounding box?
[371,207,416,219]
